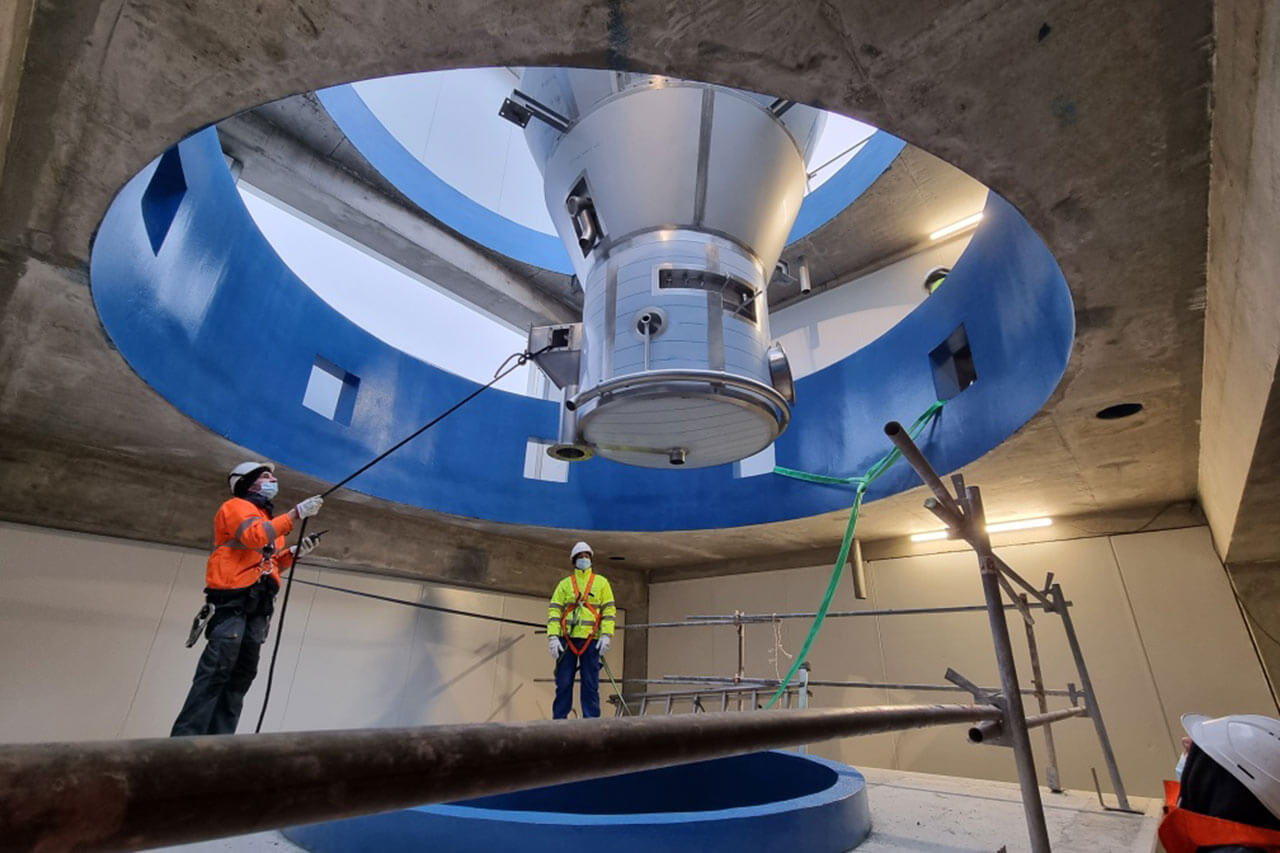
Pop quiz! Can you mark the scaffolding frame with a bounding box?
[604,422,1133,853]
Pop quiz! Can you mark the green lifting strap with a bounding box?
[763,400,946,709]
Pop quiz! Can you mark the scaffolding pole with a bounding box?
[0,704,1003,850]
[885,421,1052,853]
[619,601,1061,629]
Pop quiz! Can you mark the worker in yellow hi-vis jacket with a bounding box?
[547,541,616,718]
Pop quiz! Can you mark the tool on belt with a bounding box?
[185,531,330,648]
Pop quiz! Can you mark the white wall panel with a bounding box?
[281,571,422,731]
[0,523,181,741]
[0,522,565,742]
[1110,527,1276,740]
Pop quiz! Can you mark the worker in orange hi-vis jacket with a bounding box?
[1159,713,1280,853]
[171,462,323,736]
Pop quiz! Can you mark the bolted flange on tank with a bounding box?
[513,69,819,469]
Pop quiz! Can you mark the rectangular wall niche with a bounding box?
[929,324,977,400]
[523,439,570,483]
[141,146,188,254]
[303,356,360,425]
[735,443,776,478]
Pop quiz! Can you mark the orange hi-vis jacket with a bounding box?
[1160,780,1280,853]
[205,497,296,591]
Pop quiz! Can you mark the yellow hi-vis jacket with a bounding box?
[547,569,616,639]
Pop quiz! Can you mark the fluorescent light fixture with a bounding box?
[909,517,1053,543]
[929,212,984,241]
[986,517,1053,534]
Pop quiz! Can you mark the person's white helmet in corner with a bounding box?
[570,541,593,560]
[1183,713,1280,819]
[228,461,274,495]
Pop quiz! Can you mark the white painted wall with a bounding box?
[0,521,622,742]
[648,526,1275,797]
[770,237,970,378]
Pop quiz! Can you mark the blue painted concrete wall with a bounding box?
[283,751,872,853]
[90,127,1073,532]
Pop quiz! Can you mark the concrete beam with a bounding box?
[217,110,577,331]
[1199,1,1280,563]
[650,502,1207,582]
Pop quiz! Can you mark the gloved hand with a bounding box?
[290,534,321,559]
[293,495,323,519]
[548,636,563,659]
[598,634,612,655]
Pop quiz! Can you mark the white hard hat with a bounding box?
[570,541,593,559]
[228,461,274,495]
[1183,713,1280,819]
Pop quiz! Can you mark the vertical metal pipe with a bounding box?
[1021,594,1062,792]
[966,486,1052,853]
[736,613,746,682]
[851,538,869,600]
[798,665,810,754]
[1051,583,1132,811]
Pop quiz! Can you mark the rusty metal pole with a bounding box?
[0,704,1002,850]
[883,422,1051,853]
[1021,593,1063,792]
[969,705,1089,744]
[965,485,1053,853]
[1050,582,1133,811]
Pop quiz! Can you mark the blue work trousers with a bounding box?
[552,637,600,719]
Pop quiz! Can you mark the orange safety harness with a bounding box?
[1160,780,1280,853]
[559,570,602,657]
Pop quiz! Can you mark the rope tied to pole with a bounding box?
[762,400,946,709]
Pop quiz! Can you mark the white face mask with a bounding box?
[255,480,279,500]
[575,557,591,571]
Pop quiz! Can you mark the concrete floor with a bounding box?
[857,767,1160,853]
[155,766,1160,853]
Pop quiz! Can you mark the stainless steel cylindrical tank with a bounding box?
[519,69,822,469]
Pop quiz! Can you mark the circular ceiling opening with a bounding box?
[1095,402,1144,420]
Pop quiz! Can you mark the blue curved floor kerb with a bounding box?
[315,83,908,275]
[282,751,872,853]
[90,126,1073,532]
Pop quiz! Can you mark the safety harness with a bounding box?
[1159,780,1280,853]
[559,570,602,657]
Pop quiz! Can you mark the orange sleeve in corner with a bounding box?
[271,512,295,539]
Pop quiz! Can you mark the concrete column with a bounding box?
[0,0,35,183]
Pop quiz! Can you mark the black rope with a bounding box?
[291,577,545,629]
[254,346,549,733]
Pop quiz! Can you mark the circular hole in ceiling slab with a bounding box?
[1096,402,1143,420]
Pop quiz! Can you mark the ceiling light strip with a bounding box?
[929,212,984,241]
[909,517,1053,542]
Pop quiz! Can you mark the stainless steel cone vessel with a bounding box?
[518,69,822,469]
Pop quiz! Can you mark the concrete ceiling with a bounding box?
[3,1,1274,611]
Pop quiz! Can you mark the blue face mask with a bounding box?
[255,480,279,500]
[575,557,591,571]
